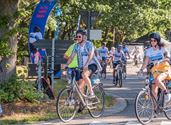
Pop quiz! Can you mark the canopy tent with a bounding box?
[161,38,171,45]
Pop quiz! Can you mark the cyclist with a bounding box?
[109,47,115,69]
[63,38,78,83]
[139,32,171,102]
[122,42,130,59]
[112,45,125,83]
[131,46,141,66]
[122,43,130,76]
[98,42,109,64]
[66,29,101,97]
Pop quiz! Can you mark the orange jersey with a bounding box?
[151,61,171,80]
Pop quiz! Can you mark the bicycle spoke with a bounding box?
[56,88,78,122]
[135,90,154,124]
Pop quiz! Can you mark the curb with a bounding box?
[103,92,128,116]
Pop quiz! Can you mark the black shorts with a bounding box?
[88,64,97,74]
[75,64,97,81]
[113,62,119,68]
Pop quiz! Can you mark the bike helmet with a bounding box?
[76,29,87,36]
[102,42,106,46]
[117,45,122,49]
[149,32,161,45]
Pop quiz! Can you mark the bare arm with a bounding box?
[64,54,69,60]
[66,52,76,66]
[140,56,149,71]
[85,48,94,67]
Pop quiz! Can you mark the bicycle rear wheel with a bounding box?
[113,71,118,86]
[56,87,78,122]
[88,84,105,118]
[118,70,122,88]
[135,90,154,124]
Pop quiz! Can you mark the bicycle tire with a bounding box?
[88,84,105,118]
[56,87,78,122]
[113,71,118,86]
[122,65,127,79]
[118,70,122,88]
[101,64,107,79]
[135,90,154,124]
[164,101,171,120]
[101,72,106,79]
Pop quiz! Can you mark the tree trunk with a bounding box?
[0,0,19,83]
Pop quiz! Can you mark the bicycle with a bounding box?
[122,61,127,79]
[56,68,105,122]
[113,60,123,87]
[135,63,171,124]
[100,58,107,79]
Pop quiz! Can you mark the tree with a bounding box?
[0,0,19,82]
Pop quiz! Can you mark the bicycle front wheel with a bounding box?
[164,100,171,120]
[56,87,78,122]
[118,70,122,88]
[88,84,105,118]
[135,90,154,124]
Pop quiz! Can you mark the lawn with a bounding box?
[0,79,116,124]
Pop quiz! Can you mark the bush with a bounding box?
[0,75,44,103]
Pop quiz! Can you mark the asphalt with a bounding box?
[29,62,138,125]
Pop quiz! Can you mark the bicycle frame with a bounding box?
[68,72,100,109]
[115,62,123,77]
[142,82,165,114]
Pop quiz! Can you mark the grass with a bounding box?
[0,79,116,124]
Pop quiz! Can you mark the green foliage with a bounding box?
[2,0,171,61]
[0,75,43,103]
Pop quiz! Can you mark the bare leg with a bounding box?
[78,79,85,95]
[152,83,158,99]
[155,73,168,91]
[82,70,93,95]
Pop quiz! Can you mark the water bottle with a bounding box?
[167,81,171,88]
[91,75,100,85]
[67,69,72,84]
[91,77,95,85]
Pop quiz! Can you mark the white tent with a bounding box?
[160,38,171,51]
[161,38,171,45]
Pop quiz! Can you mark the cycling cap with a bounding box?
[76,29,87,36]
[149,32,161,44]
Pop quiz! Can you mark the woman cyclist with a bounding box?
[139,32,171,102]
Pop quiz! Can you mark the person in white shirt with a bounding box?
[98,42,109,63]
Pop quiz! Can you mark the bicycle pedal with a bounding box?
[87,105,97,110]
[87,101,98,106]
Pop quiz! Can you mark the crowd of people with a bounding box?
[64,29,171,109]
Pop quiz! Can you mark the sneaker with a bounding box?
[89,92,95,99]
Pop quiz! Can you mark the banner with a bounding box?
[28,0,57,63]
[29,0,57,36]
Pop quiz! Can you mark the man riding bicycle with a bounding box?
[122,43,130,77]
[112,45,125,83]
[66,29,101,97]
[98,42,109,64]
[139,32,171,103]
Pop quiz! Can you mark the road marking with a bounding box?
[89,121,111,125]
[161,121,171,125]
[125,121,141,125]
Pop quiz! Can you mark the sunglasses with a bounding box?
[150,39,157,42]
[76,35,82,38]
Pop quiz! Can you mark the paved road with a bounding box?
[32,64,171,125]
